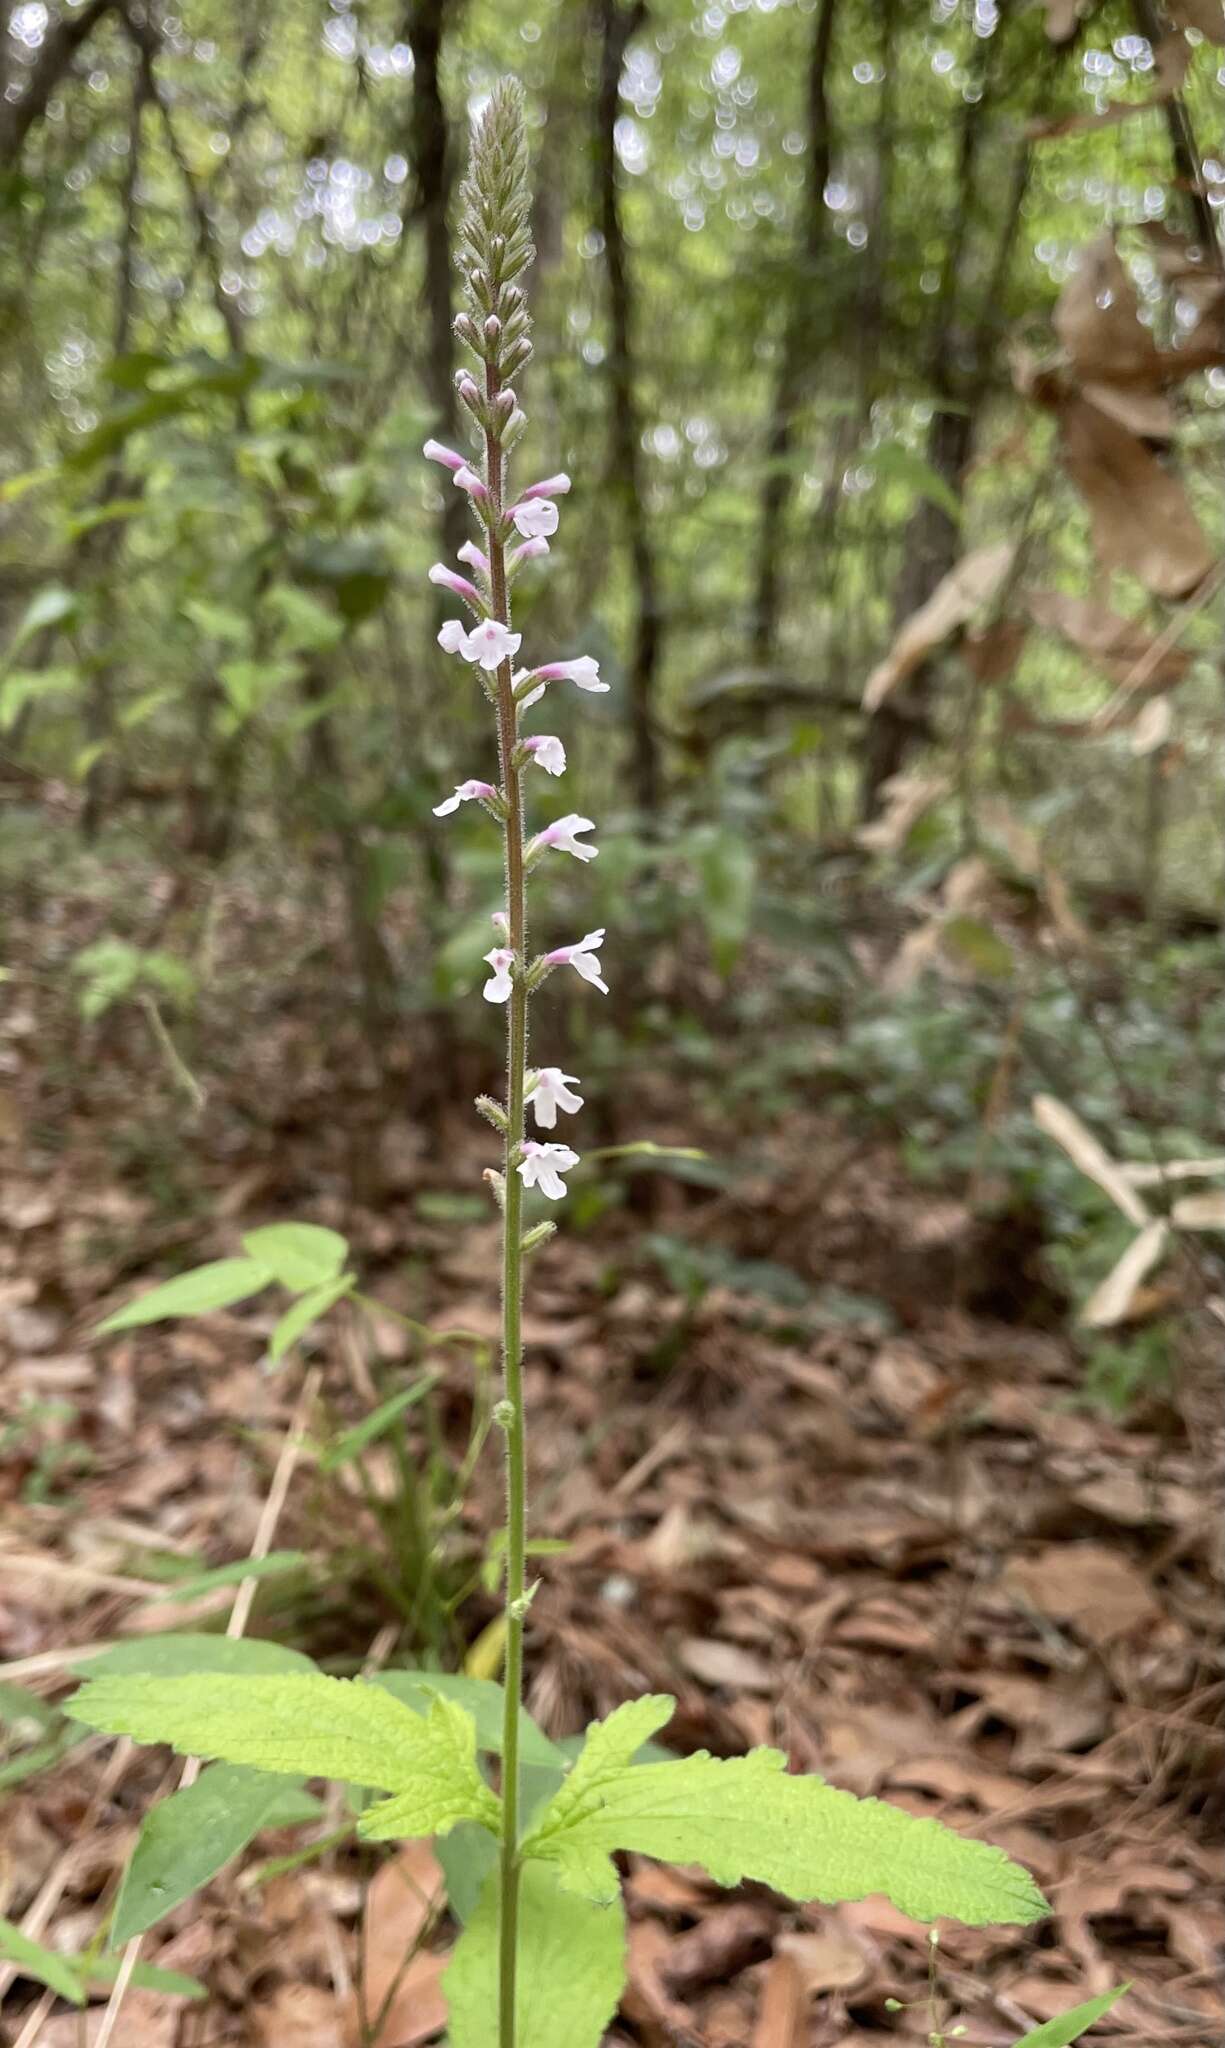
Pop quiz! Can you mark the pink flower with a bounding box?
[458,540,490,576]
[423,438,466,472]
[509,537,549,570]
[482,948,514,1004]
[519,656,608,697]
[527,1068,584,1130]
[529,813,598,863]
[523,734,565,776]
[438,619,468,653]
[453,464,489,505]
[434,779,497,818]
[429,564,482,607]
[491,909,510,939]
[511,498,560,540]
[545,929,608,994]
[456,619,521,671]
[519,473,571,502]
[517,1140,580,1200]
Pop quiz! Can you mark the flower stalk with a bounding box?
[427,82,610,2048]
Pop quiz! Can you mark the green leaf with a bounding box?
[0,1915,86,2004]
[0,665,79,730]
[867,441,964,522]
[69,1675,500,1841]
[112,1763,312,1944]
[941,914,1014,980]
[1011,1986,1130,2048]
[82,1956,206,2000]
[94,1257,273,1332]
[444,1859,626,2048]
[268,1275,354,1363]
[5,584,79,663]
[142,1552,309,1604]
[319,1378,438,1471]
[72,1633,316,1678]
[523,1697,1048,1926]
[239,1223,349,1294]
[374,1672,566,1769]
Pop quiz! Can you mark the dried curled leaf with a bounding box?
[1080,1221,1169,1329]
[1032,1096,1150,1227]
[863,544,1015,712]
[1056,396,1215,601]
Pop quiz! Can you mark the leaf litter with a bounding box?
[0,971,1221,2046]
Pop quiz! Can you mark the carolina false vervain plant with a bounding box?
[70,85,1051,2048]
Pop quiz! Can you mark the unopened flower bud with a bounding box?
[484,313,502,344]
[521,1221,556,1254]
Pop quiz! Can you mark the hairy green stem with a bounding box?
[486,375,527,2048]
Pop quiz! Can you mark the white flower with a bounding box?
[527,1068,584,1130]
[433,778,496,817]
[438,619,467,653]
[459,620,522,671]
[529,812,598,862]
[491,909,510,939]
[517,655,608,698]
[544,929,608,994]
[511,498,560,540]
[482,948,514,1003]
[457,539,490,575]
[523,734,565,776]
[517,1141,580,1200]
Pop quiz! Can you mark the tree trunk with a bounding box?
[403,0,467,569]
[0,0,120,169]
[596,0,661,815]
[750,0,838,665]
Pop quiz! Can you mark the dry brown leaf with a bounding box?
[1172,1189,1225,1230]
[1055,235,1166,395]
[1057,395,1215,599]
[752,1950,804,2048]
[679,1637,774,1693]
[1041,0,1083,39]
[856,771,949,853]
[1169,0,1225,41]
[777,1926,870,1996]
[1080,1220,1169,1328]
[1130,697,1173,754]
[1121,1153,1225,1185]
[348,1841,447,2048]
[1025,589,1191,687]
[1005,1541,1162,1646]
[256,1985,348,2048]
[862,543,1014,712]
[663,1903,774,1995]
[962,617,1029,683]
[1032,1095,1151,1226]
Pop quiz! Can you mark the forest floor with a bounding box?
[0,947,1222,2048]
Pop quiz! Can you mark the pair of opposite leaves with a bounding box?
[71,1671,1047,2047]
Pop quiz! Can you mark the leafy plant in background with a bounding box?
[63,82,1138,2048]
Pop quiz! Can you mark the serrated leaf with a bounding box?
[72,1633,316,1678]
[95,1257,273,1332]
[69,1675,499,1842]
[374,1672,566,1769]
[0,1915,85,2004]
[268,1275,354,1362]
[240,1223,349,1293]
[444,1858,626,2048]
[112,1763,310,1944]
[523,1699,1047,1926]
[1012,1985,1130,2047]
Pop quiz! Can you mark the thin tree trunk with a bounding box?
[861,11,1028,815]
[750,0,838,665]
[403,0,467,569]
[0,0,120,169]
[596,0,661,815]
